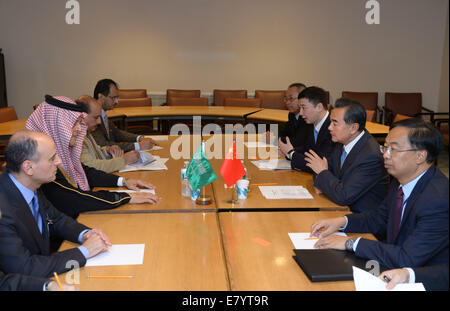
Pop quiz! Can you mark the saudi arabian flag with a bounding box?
[186,142,217,191]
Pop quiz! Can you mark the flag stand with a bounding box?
[227,184,238,204]
[196,186,212,205]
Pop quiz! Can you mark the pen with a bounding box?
[88,275,135,279]
[251,183,278,186]
[53,272,64,291]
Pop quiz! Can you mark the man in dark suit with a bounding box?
[90,78,157,152]
[0,130,111,278]
[278,86,335,173]
[304,98,389,213]
[379,264,449,291]
[266,83,308,148]
[0,208,75,291]
[310,119,448,269]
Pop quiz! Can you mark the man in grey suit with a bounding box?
[304,98,389,213]
[90,78,157,152]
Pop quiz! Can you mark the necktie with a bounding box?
[313,129,318,144]
[340,149,347,168]
[31,194,42,233]
[392,187,404,241]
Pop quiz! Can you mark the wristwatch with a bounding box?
[345,237,359,252]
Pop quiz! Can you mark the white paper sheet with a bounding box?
[144,135,169,141]
[259,186,313,199]
[352,266,425,291]
[118,156,169,172]
[251,159,291,170]
[288,232,347,249]
[85,244,145,267]
[112,189,156,195]
[244,142,277,148]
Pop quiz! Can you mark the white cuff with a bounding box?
[118,177,124,187]
[405,268,416,283]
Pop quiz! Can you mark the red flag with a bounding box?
[220,141,246,187]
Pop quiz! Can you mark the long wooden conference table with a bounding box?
[58,134,377,291]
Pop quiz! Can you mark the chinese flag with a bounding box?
[220,141,246,188]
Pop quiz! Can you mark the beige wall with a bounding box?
[0,0,448,118]
[438,9,449,112]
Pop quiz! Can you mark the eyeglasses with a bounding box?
[283,96,297,102]
[380,145,418,156]
[108,95,119,101]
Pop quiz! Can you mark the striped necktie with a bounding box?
[392,187,404,241]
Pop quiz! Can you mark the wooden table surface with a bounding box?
[219,211,374,291]
[0,118,27,138]
[93,135,345,214]
[59,212,229,291]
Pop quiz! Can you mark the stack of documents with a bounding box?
[119,156,169,172]
[251,159,291,170]
[259,185,313,199]
[288,232,347,249]
[352,266,425,291]
[144,135,169,142]
[112,189,156,195]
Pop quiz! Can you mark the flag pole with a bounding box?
[196,139,212,205]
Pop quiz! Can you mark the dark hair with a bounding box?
[93,79,118,99]
[5,136,39,173]
[334,97,366,132]
[298,86,327,110]
[76,96,92,113]
[391,118,445,163]
[289,83,307,92]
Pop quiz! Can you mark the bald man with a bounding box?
[0,130,111,278]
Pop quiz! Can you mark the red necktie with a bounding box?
[392,186,404,241]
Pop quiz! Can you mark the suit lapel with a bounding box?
[0,174,47,254]
[395,166,436,240]
[339,131,369,175]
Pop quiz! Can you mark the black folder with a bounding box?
[293,249,384,282]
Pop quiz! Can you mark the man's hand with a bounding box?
[129,192,161,204]
[304,149,328,174]
[106,145,124,158]
[46,281,78,291]
[124,179,155,191]
[278,137,294,157]
[379,269,410,290]
[310,217,347,238]
[81,229,112,258]
[139,137,158,150]
[313,235,348,250]
[124,150,139,165]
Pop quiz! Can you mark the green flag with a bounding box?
[186,142,217,191]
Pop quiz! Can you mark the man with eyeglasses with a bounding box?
[308,118,448,270]
[265,83,308,148]
[90,79,157,152]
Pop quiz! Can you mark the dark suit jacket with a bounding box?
[0,271,47,291]
[41,164,131,219]
[314,131,389,213]
[344,166,449,269]
[414,264,449,291]
[90,117,139,152]
[291,114,335,173]
[279,113,309,149]
[0,173,89,278]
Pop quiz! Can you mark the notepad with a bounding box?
[259,186,313,199]
[251,159,291,170]
[85,244,145,267]
[353,266,425,291]
[288,232,347,249]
